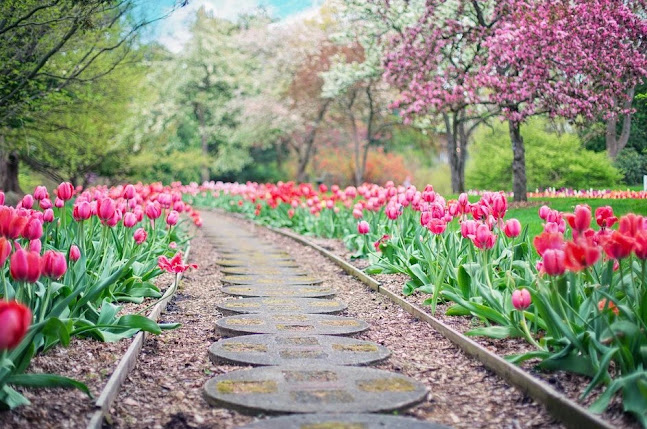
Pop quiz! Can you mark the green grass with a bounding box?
[508,198,647,237]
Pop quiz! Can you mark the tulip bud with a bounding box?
[0,237,11,266]
[43,209,54,223]
[22,218,43,241]
[73,201,92,221]
[511,288,531,310]
[357,220,370,235]
[123,184,136,200]
[0,301,32,350]
[542,249,566,276]
[538,205,550,220]
[42,250,67,279]
[133,228,147,245]
[29,239,41,254]
[69,245,81,262]
[21,194,34,209]
[503,219,521,238]
[54,198,64,208]
[33,186,49,201]
[145,202,161,220]
[166,210,179,226]
[123,212,138,228]
[55,182,75,201]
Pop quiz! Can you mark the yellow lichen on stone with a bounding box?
[356,378,416,392]
[216,380,277,394]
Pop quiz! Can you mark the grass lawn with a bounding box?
[507,197,647,237]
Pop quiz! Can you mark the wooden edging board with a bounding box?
[86,245,192,429]
[265,225,615,429]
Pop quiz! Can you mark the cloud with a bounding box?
[157,0,261,53]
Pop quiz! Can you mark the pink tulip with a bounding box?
[133,228,147,244]
[0,192,4,206]
[55,182,75,201]
[123,212,138,228]
[145,202,161,220]
[73,201,92,221]
[21,194,34,210]
[503,219,521,238]
[39,198,52,210]
[43,209,54,223]
[166,210,179,226]
[69,245,81,262]
[511,288,531,310]
[461,220,477,239]
[472,224,496,250]
[97,198,116,221]
[54,198,64,208]
[41,250,67,279]
[123,184,136,200]
[33,186,49,201]
[10,245,41,283]
[22,218,43,241]
[357,220,370,234]
[29,239,41,254]
[543,249,566,276]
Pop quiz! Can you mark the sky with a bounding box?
[136,0,320,53]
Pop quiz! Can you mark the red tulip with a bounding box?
[533,231,565,256]
[69,245,81,262]
[595,206,617,229]
[55,182,74,201]
[10,246,41,283]
[511,288,531,310]
[564,204,591,233]
[564,240,600,272]
[618,214,644,238]
[598,298,619,316]
[0,301,32,350]
[7,214,28,240]
[0,192,4,206]
[0,237,11,265]
[543,249,566,276]
[503,219,521,238]
[635,231,647,260]
[357,220,370,235]
[166,210,179,226]
[603,231,634,260]
[133,228,147,244]
[41,250,67,279]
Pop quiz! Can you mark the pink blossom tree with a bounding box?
[382,0,647,201]
[480,0,647,200]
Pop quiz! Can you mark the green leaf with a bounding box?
[445,304,471,316]
[0,385,30,410]
[118,315,162,335]
[41,318,72,347]
[457,265,471,298]
[466,326,523,339]
[7,374,91,398]
[539,353,596,377]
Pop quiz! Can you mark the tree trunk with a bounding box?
[195,103,210,183]
[456,114,468,193]
[0,136,22,195]
[606,86,635,159]
[444,113,464,193]
[296,100,331,183]
[508,120,527,202]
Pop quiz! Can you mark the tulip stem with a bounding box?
[520,314,543,350]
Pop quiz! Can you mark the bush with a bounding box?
[615,147,647,185]
[467,118,621,191]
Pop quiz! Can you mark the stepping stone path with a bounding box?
[209,334,390,366]
[204,216,450,428]
[217,297,347,314]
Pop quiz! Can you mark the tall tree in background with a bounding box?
[0,0,184,193]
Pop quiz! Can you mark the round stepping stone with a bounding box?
[216,259,300,268]
[216,314,368,336]
[218,297,347,315]
[221,275,323,285]
[203,365,427,414]
[220,267,308,276]
[222,285,335,298]
[209,334,389,366]
[216,249,291,257]
[237,414,451,429]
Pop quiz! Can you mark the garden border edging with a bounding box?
[85,244,192,429]
[262,224,615,429]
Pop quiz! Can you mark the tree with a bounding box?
[0,0,184,193]
[480,0,647,200]
[381,0,496,193]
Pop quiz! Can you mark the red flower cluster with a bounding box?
[158,252,197,274]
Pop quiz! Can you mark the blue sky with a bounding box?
[137,0,319,52]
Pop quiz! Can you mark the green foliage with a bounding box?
[614,147,647,185]
[467,118,621,191]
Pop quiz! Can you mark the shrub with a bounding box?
[615,147,647,185]
[467,118,621,191]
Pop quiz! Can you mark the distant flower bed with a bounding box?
[188,180,647,425]
[0,182,200,409]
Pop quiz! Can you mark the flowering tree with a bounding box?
[480,0,647,200]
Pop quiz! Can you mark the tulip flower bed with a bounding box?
[187,181,647,427]
[0,182,200,411]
